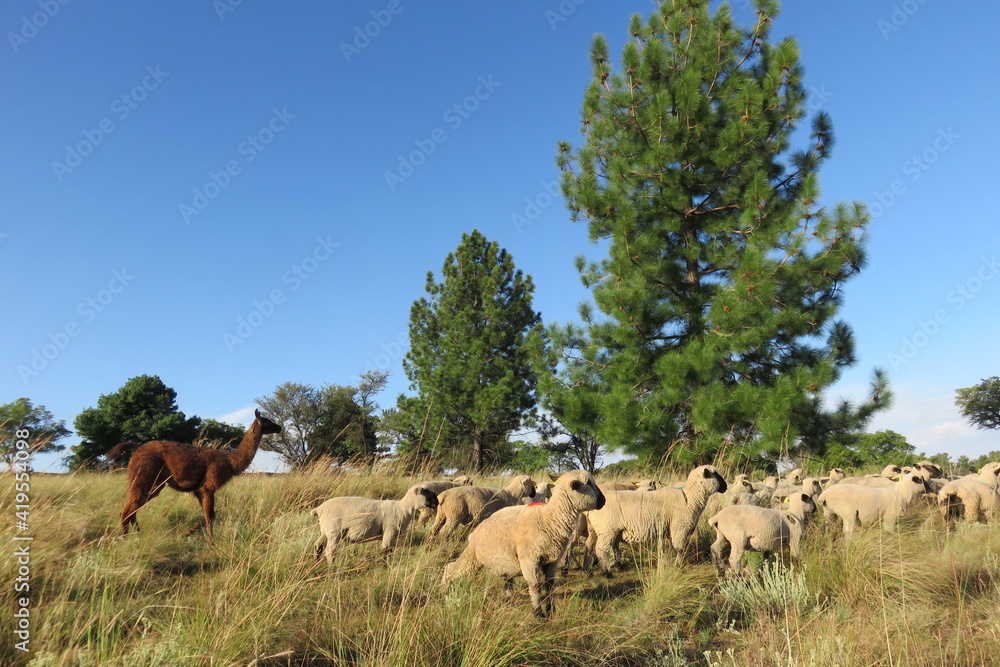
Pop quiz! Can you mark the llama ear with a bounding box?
[255,409,261,419]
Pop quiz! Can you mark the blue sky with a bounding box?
[3,1,997,472]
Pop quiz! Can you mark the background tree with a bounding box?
[549,0,876,464]
[397,229,541,472]
[0,398,71,467]
[257,374,388,468]
[67,375,212,470]
[956,377,1000,430]
[823,429,914,470]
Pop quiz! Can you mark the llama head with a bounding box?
[254,409,283,435]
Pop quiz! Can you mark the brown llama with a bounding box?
[120,409,282,540]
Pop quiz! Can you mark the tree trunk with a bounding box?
[472,425,483,472]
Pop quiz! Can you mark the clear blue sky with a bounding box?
[3,1,997,471]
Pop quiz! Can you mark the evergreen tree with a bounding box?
[551,0,876,464]
[399,229,541,472]
[955,377,1000,430]
[68,375,203,469]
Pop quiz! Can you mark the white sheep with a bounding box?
[938,462,1000,522]
[820,468,846,487]
[584,464,728,574]
[520,481,555,505]
[414,476,474,524]
[428,474,537,539]
[708,491,817,572]
[441,470,606,618]
[311,483,438,564]
[816,472,928,536]
[598,478,658,493]
[771,477,823,509]
[771,468,805,498]
[839,464,904,487]
[705,474,756,516]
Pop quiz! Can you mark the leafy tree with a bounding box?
[970,450,1000,471]
[257,374,388,468]
[398,229,542,472]
[955,377,1000,430]
[68,375,206,469]
[550,0,873,464]
[0,398,71,467]
[195,419,246,448]
[536,413,604,473]
[823,429,914,470]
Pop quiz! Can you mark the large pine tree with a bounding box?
[546,0,876,464]
[398,230,541,472]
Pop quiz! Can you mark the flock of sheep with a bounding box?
[308,460,1000,618]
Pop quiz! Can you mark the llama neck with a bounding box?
[226,419,263,472]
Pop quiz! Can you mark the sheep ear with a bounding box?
[703,468,713,478]
[799,493,808,502]
[548,472,560,482]
[787,515,799,525]
[570,480,582,493]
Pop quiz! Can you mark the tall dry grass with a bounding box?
[2,465,999,666]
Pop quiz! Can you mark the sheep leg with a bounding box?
[709,531,729,570]
[728,538,747,573]
[520,558,549,618]
[541,562,558,618]
[314,533,328,561]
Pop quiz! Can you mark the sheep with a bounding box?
[311,483,439,564]
[820,468,846,487]
[749,475,780,505]
[938,462,1000,522]
[771,477,823,509]
[428,474,537,539]
[584,464,728,574]
[598,478,658,493]
[839,464,904,487]
[771,468,805,498]
[520,481,555,505]
[414,476,474,524]
[705,474,756,516]
[708,491,817,573]
[441,470,605,618]
[816,473,929,537]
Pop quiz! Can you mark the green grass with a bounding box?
[4,468,1000,666]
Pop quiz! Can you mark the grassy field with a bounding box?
[4,466,1000,666]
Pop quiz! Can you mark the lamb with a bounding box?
[414,476,474,524]
[709,491,817,572]
[816,472,929,537]
[584,464,728,574]
[441,470,605,618]
[938,462,1000,522]
[311,483,438,564]
[428,474,536,539]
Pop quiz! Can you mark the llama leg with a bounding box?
[121,465,168,535]
[200,491,216,542]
